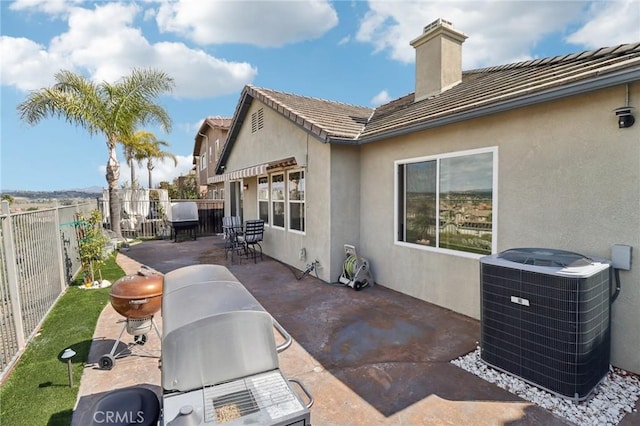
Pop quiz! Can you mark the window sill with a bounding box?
[394,240,488,260]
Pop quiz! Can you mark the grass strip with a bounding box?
[0,254,125,425]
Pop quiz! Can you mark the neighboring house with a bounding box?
[192,117,232,199]
[206,19,640,374]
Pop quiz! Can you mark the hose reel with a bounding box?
[338,244,374,291]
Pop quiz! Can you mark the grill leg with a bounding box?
[108,322,128,357]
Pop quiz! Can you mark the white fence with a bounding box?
[0,200,96,380]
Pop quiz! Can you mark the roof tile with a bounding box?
[247,86,374,141]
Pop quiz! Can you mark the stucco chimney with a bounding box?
[410,19,468,102]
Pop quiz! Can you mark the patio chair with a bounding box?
[240,219,264,263]
[222,216,244,261]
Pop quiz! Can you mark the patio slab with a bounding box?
[70,235,638,425]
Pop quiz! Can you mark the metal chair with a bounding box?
[222,216,244,261]
[240,219,264,263]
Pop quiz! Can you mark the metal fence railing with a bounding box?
[0,196,225,380]
[0,201,95,380]
[99,197,225,239]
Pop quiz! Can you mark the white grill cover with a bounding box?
[162,265,278,392]
[169,202,199,223]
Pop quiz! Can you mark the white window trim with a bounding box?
[200,153,207,170]
[257,175,270,226]
[287,169,306,235]
[270,172,286,230]
[394,146,498,259]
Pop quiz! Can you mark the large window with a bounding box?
[288,170,305,232]
[270,173,285,228]
[397,148,496,256]
[258,176,269,224]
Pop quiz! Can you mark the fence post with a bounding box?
[1,201,26,350]
[54,200,67,291]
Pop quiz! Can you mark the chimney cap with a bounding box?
[410,18,467,47]
[423,18,453,33]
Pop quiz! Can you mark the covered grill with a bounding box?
[161,264,312,426]
[99,266,162,370]
[169,202,199,242]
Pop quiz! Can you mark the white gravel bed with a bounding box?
[451,348,640,426]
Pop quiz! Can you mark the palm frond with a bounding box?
[110,68,175,135]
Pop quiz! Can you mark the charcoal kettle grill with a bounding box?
[161,264,313,425]
[99,265,162,370]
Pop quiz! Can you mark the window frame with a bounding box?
[270,172,286,229]
[200,152,207,171]
[394,146,498,259]
[287,169,305,234]
[257,175,270,226]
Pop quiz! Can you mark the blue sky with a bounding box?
[1,0,639,191]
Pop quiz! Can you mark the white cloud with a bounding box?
[0,36,73,90]
[353,1,631,69]
[338,35,351,46]
[566,0,640,48]
[155,0,338,47]
[9,0,83,16]
[2,2,256,97]
[371,90,391,106]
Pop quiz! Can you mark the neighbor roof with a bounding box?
[192,116,232,161]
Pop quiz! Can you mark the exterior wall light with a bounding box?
[243,183,249,191]
[615,107,635,128]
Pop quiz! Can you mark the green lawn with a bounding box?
[0,255,125,426]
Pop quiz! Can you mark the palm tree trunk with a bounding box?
[130,158,136,189]
[106,142,123,239]
[147,159,154,189]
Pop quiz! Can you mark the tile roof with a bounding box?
[217,42,640,172]
[204,116,233,129]
[245,85,374,142]
[361,43,640,142]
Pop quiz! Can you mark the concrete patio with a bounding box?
[70,235,639,425]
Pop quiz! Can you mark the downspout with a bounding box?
[198,132,209,195]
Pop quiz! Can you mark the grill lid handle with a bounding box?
[288,378,314,409]
[273,319,292,353]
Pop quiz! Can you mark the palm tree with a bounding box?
[121,130,161,188]
[136,138,178,188]
[17,68,174,239]
[120,130,151,189]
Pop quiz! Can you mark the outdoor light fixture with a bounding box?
[243,183,249,191]
[61,348,76,387]
[615,107,635,128]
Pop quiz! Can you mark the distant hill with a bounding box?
[68,186,104,194]
[1,188,103,200]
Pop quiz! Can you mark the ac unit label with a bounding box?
[510,296,530,306]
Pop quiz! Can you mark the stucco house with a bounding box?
[192,117,232,199]
[204,20,640,374]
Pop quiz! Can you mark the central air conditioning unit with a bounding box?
[480,248,612,402]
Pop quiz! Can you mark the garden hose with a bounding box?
[343,255,358,279]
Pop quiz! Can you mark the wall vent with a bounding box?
[251,108,264,133]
